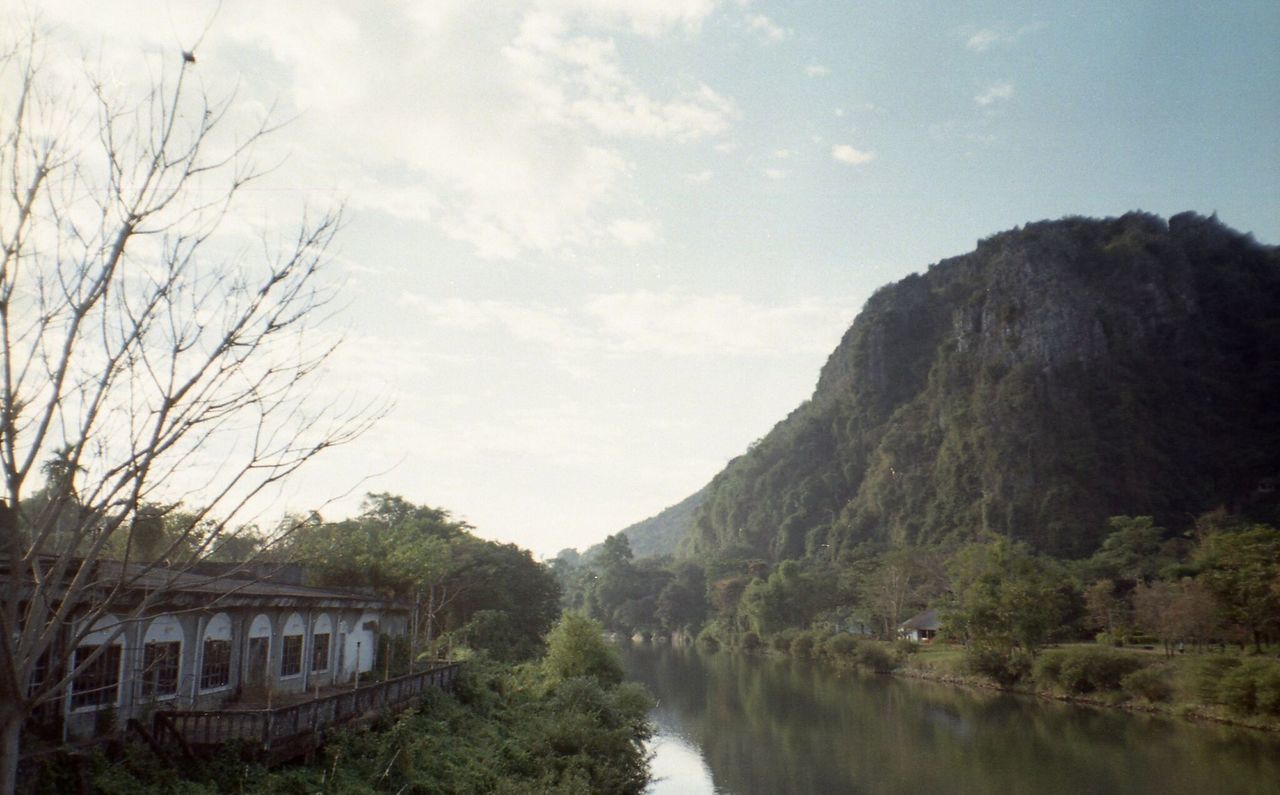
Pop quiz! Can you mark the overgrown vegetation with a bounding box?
[69,616,651,794]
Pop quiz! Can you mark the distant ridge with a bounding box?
[586,486,707,561]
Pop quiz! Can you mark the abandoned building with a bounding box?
[28,563,410,742]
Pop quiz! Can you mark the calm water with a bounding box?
[618,642,1280,795]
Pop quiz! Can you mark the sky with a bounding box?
[14,0,1280,557]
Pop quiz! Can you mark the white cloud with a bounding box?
[773,148,794,159]
[961,22,1044,52]
[608,218,661,246]
[763,167,787,180]
[805,64,830,77]
[30,0,738,261]
[975,82,1014,106]
[409,292,854,358]
[683,169,714,184]
[539,0,729,36]
[831,144,875,165]
[746,14,790,43]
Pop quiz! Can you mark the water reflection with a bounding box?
[620,642,1280,795]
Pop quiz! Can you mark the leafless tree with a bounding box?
[0,29,382,788]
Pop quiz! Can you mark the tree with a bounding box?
[0,30,381,789]
[1132,579,1218,656]
[947,538,1074,683]
[543,612,623,686]
[1193,525,1280,652]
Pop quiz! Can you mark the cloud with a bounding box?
[683,169,714,184]
[974,82,1014,106]
[746,14,790,43]
[805,64,830,77]
[763,167,787,180]
[831,144,875,165]
[31,0,738,261]
[408,292,854,358]
[961,22,1044,52]
[608,218,661,246]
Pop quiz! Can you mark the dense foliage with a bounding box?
[80,636,652,794]
[285,493,562,662]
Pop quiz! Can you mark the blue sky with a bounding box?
[26,1,1280,556]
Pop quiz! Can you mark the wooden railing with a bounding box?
[152,662,460,760]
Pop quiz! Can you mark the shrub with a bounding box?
[1257,664,1280,716]
[771,629,798,652]
[1034,647,1144,694]
[741,631,763,652]
[696,625,722,650]
[964,644,1033,686]
[1215,659,1280,716]
[1120,666,1172,702]
[1218,662,1262,715]
[543,613,623,686]
[855,643,897,673]
[893,638,920,658]
[790,630,821,658]
[1190,656,1242,703]
[822,633,861,660]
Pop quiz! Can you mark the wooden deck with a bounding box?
[147,662,460,763]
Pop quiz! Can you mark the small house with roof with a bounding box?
[898,608,941,644]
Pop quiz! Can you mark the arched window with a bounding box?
[280,612,305,678]
[199,613,233,691]
[71,615,125,710]
[142,616,184,698]
[311,614,333,673]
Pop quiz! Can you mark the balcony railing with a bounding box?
[149,661,460,761]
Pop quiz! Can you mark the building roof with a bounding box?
[4,557,407,612]
[899,608,940,632]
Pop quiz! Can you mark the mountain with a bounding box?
[586,487,707,562]
[681,212,1280,561]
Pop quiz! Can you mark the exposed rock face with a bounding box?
[684,213,1280,560]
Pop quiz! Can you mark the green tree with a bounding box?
[1087,516,1167,582]
[948,538,1074,683]
[544,613,623,686]
[1193,525,1280,651]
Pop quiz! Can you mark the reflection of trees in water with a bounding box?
[621,643,1280,795]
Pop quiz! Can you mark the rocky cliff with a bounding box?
[683,213,1280,560]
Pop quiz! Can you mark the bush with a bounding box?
[893,639,920,659]
[741,631,763,652]
[543,613,623,686]
[1120,666,1173,702]
[822,633,861,660]
[771,629,798,652]
[1257,664,1280,716]
[1034,647,1144,694]
[964,644,1033,686]
[1215,659,1280,716]
[790,630,821,658]
[1190,656,1242,703]
[855,643,897,673]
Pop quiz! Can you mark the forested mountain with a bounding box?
[587,487,708,562]
[681,212,1280,562]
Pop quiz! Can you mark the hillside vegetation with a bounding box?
[682,212,1280,562]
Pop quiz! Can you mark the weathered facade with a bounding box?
[36,568,407,741]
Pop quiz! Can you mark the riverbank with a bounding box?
[620,640,1280,795]
[896,641,1280,733]
[688,631,1280,734]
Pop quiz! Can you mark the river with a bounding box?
[617,642,1280,795]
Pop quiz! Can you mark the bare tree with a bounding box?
[0,29,382,788]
